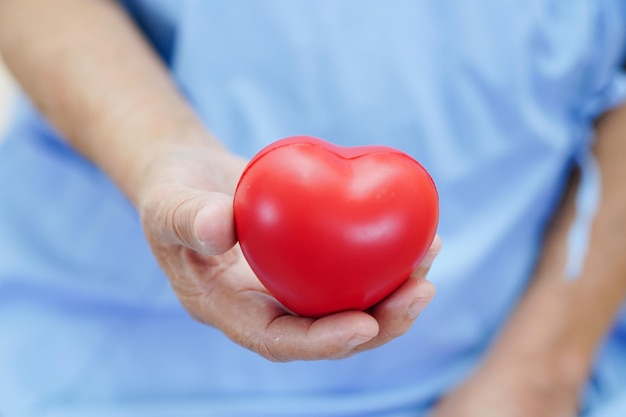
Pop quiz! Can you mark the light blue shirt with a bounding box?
[2,1,626,416]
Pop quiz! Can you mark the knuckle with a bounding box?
[169,198,195,247]
[381,324,411,340]
[245,334,289,363]
[142,187,200,248]
[253,340,289,363]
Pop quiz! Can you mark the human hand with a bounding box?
[429,349,582,417]
[138,141,440,361]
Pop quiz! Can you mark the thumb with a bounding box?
[192,192,237,255]
[145,189,236,255]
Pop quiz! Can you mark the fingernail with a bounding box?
[421,252,438,270]
[408,283,435,319]
[422,236,442,269]
[411,250,440,279]
[346,334,373,349]
[423,245,442,268]
[408,299,430,319]
[193,209,211,254]
[196,238,210,255]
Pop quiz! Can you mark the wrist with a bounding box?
[110,119,236,205]
[477,343,586,415]
[486,310,592,396]
[133,128,247,214]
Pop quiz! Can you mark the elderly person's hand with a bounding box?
[0,0,439,362]
[137,140,440,361]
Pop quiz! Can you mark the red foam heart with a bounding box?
[234,136,439,317]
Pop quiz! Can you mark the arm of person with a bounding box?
[0,0,439,361]
[432,103,626,416]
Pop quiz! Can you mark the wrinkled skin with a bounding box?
[138,143,440,362]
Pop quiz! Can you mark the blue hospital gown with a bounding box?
[1,1,626,416]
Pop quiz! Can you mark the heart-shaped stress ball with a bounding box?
[234,136,439,317]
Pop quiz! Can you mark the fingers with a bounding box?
[256,309,380,361]
[412,234,442,280]
[177,230,441,361]
[187,265,380,361]
[222,236,441,360]
[344,278,436,356]
[239,236,441,361]
[344,235,441,355]
[143,188,237,255]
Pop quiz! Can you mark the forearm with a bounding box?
[0,0,225,203]
[489,103,626,387]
